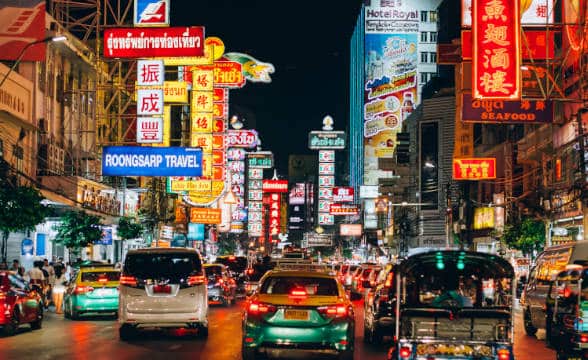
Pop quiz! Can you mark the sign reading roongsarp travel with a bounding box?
[102,146,202,176]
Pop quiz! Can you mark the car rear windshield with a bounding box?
[260,276,339,296]
[124,253,202,280]
[215,257,247,273]
[82,271,120,282]
[205,265,223,278]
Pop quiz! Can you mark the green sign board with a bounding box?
[247,151,273,168]
[308,131,346,150]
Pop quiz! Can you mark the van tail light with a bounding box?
[318,304,348,318]
[188,274,207,286]
[497,348,510,360]
[74,286,94,295]
[580,334,588,343]
[399,346,411,359]
[247,301,276,315]
[119,275,137,287]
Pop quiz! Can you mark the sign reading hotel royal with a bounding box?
[473,0,520,100]
[453,158,497,180]
[461,93,553,123]
[308,131,346,150]
[104,27,204,58]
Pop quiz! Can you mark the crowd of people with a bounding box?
[1,257,73,314]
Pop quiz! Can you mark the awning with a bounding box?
[40,189,77,207]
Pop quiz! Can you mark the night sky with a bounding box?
[171,0,363,175]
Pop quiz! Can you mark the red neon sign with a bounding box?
[453,158,497,180]
[104,27,204,58]
[473,0,520,100]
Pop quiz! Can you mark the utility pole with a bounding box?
[445,182,452,249]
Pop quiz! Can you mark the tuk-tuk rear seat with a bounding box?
[401,308,510,341]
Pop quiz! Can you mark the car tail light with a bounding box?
[74,286,94,295]
[318,304,348,318]
[0,292,6,300]
[247,301,276,315]
[119,275,137,287]
[217,278,224,285]
[580,334,588,343]
[228,256,236,261]
[188,275,206,286]
[497,348,510,360]
[289,289,307,300]
[399,346,411,359]
[98,275,108,284]
[246,268,254,275]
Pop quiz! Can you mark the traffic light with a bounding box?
[396,132,410,164]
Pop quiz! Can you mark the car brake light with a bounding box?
[119,275,137,287]
[581,334,588,343]
[74,286,94,295]
[0,292,6,300]
[217,278,224,285]
[188,275,206,286]
[247,301,276,315]
[289,289,307,299]
[98,276,108,284]
[497,349,510,360]
[229,256,236,261]
[399,346,411,359]
[246,268,254,275]
[318,304,348,318]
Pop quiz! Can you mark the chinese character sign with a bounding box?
[136,117,163,143]
[137,89,164,115]
[137,60,164,86]
[452,158,497,180]
[473,0,520,100]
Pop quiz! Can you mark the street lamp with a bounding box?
[0,35,67,89]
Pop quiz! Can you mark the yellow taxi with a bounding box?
[242,262,355,359]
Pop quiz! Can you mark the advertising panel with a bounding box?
[462,0,554,27]
[364,32,418,178]
[226,130,259,148]
[134,0,170,27]
[332,187,354,202]
[340,224,362,237]
[359,185,379,199]
[473,0,521,100]
[318,150,335,162]
[104,27,204,58]
[188,223,205,241]
[163,81,189,103]
[461,93,553,123]
[453,158,497,180]
[248,152,273,168]
[136,117,163,143]
[137,89,164,115]
[191,112,213,133]
[304,233,333,247]
[289,183,307,205]
[329,204,360,216]
[308,131,346,150]
[137,60,164,86]
[318,163,335,175]
[0,0,46,62]
[191,90,213,113]
[189,208,222,224]
[213,61,246,88]
[318,213,334,226]
[102,146,202,176]
[473,207,495,230]
[262,180,288,193]
[269,194,281,236]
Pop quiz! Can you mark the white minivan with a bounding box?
[118,247,208,340]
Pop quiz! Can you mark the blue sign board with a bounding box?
[102,146,202,177]
[134,0,170,27]
[95,227,113,245]
[187,223,205,241]
[21,238,34,256]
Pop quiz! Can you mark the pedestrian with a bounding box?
[10,259,25,277]
[26,261,47,304]
[52,266,67,314]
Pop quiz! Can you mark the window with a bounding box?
[421,52,428,63]
[421,73,429,83]
[430,32,438,42]
[421,32,428,42]
[260,276,338,296]
[421,11,428,22]
[429,11,438,22]
[81,271,120,282]
[430,52,437,63]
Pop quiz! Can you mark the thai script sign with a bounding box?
[102,146,202,176]
[462,93,552,123]
[189,207,221,224]
[308,131,346,150]
[473,0,520,100]
[304,233,333,247]
[332,187,354,202]
[225,130,259,148]
[452,158,496,180]
[262,180,288,193]
[134,0,169,27]
[318,150,335,162]
[340,224,362,236]
[330,204,360,216]
[248,152,273,168]
[104,27,204,58]
[214,61,245,88]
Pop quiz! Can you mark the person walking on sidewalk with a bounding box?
[52,266,67,314]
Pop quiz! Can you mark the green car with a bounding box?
[64,266,120,319]
[242,268,355,360]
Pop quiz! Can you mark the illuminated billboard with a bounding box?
[453,158,497,180]
[104,27,204,58]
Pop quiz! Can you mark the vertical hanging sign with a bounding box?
[472,0,520,100]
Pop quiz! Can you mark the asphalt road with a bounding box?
[0,300,555,360]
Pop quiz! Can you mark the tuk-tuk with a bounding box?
[388,250,515,360]
[546,265,588,360]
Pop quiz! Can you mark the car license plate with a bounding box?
[153,285,171,294]
[284,309,309,320]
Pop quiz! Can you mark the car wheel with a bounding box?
[71,308,80,320]
[524,308,537,336]
[199,324,208,338]
[119,324,136,341]
[30,307,43,330]
[242,346,257,360]
[2,310,18,336]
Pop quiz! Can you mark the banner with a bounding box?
[453,158,497,180]
[102,146,202,176]
[104,27,204,58]
[461,93,553,123]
